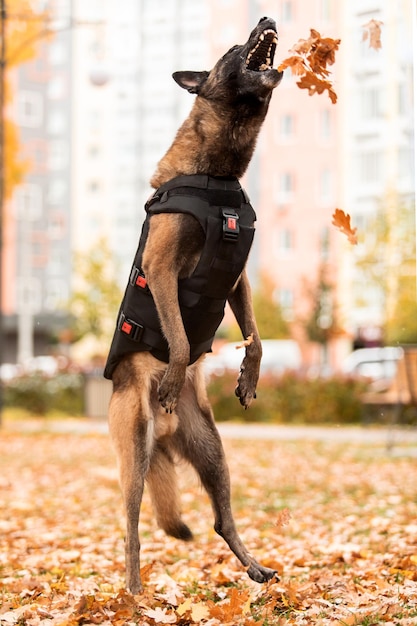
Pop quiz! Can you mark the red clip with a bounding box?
[121,320,132,335]
[136,275,147,289]
[227,217,237,230]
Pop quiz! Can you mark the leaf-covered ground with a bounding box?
[1,421,416,625]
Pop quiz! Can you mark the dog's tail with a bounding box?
[147,443,193,541]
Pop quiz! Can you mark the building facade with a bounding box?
[3,0,415,371]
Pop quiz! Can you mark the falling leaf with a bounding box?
[332,208,358,245]
[235,333,254,349]
[278,29,341,103]
[362,19,383,50]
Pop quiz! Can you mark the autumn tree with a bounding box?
[67,239,122,357]
[2,1,51,199]
[225,273,290,341]
[354,197,416,344]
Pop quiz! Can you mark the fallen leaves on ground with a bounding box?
[278,29,341,103]
[1,424,417,624]
[332,209,358,245]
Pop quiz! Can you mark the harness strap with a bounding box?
[117,310,214,360]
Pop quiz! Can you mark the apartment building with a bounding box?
[4,0,73,362]
[4,0,415,371]
[339,0,415,344]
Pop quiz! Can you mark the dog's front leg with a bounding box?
[142,215,191,412]
[228,269,262,408]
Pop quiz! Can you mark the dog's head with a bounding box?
[173,17,283,104]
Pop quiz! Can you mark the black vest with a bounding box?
[103,174,256,380]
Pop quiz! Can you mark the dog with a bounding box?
[104,17,283,594]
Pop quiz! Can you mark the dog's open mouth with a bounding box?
[246,28,278,71]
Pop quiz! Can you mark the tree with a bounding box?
[225,273,290,340]
[354,197,416,344]
[3,1,51,199]
[67,239,122,357]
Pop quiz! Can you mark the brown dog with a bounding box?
[104,17,283,594]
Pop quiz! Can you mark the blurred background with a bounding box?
[0,0,415,387]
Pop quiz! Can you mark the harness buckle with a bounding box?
[222,209,239,242]
[129,266,149,291]
[118,312,144,342]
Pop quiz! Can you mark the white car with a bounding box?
[341,346,403,382]
[205,339,302,378]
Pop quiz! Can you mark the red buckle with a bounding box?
[136,275,147,289]
[118,313,144,342]
[222,209,239,241]
[121,320,132,335]
[130,266,149,290]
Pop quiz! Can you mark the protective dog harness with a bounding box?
[104,174,256,380]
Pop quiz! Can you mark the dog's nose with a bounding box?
[258,17,269,24]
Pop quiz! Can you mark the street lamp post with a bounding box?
[0,0,7,424]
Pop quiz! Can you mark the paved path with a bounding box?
[4,418,417,452]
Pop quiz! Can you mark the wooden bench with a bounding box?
[361,346,417,450]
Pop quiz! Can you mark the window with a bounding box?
[47,179,67,204]
[276,171,295,204]
[48,211,66,239]
[48,41,67,65]
[14,184,42,220]
[318,0,332,21]
[17,91,43,127]
[319,168,333,205]
[398,83,408,115]
[319,109,332,140]
[361,87,383,119]
[398,147,414,181]
[47,111,66,135]
[47,76,65,100]
[280,0,294,23]
[278,114,295,141]
[277,229,293,254]
[48,141,67,170]
[276,288,294,320]
[44,279,68,310]
[320,227,331,261]
[358,151,382,183]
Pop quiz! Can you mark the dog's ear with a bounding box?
[172,71,209,94]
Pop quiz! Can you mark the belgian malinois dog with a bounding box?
[105,17,283,594]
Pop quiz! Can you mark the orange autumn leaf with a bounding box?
[332,208,358,245]
[278,29,341,103]
[362,19,383,50]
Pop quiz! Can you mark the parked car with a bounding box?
[204,339,302,378]
[341,346,403,383]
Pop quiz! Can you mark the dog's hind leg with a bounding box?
[108,361,155,595]
[173,362,277,584]
[146,441,193,541]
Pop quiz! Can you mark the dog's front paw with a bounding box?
[235,364,258,409]
[158,367,186,413]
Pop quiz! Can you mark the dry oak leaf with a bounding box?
[332,208,358,245]
[362,19,383,50]
[278,29,341,103]
[235,333,254,349]
[143,606,177,623]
